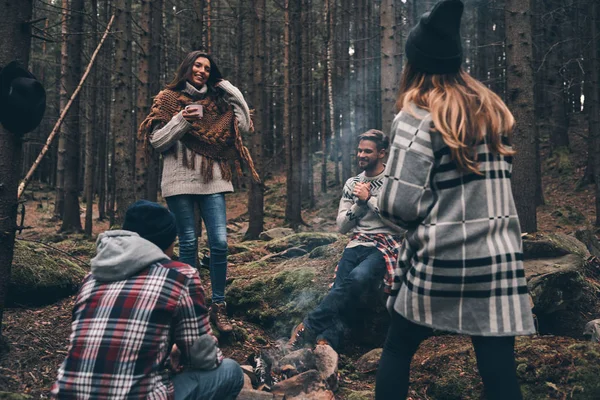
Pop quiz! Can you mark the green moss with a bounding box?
[226,267,323,335]
[9,240,88,306]
[0,393,33,400]
[265,233,342,253]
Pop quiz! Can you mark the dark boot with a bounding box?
[210,302,233,333]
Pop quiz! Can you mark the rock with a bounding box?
[309,245,339,259]
[275,348,316,374]
[229,251,261,264]
[583,319,600,343]
[523,232,589,260]
[9,239,88,306]
[265,233,343,253]
[355,348,382,374]
[259,228,295,241]
[286,390,336,400]
[270,370,328,398]
[241,365,258,385]
[314,344,339,391]
[525,254,586,314]
[279,247,308,259]
[243,373,253,390]
[575,229,600,259]
[227,266,324,334]
[229,243,253,255]
[236,389,274,400]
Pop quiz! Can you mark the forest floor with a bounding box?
[1,117,598,399]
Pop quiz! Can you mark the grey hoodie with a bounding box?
[88,230,221,370]
[91,230,170,282]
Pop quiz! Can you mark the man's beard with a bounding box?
[358,159,378,172]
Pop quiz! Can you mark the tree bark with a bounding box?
[135,0,152,201]
[85,0,100,236]
[505,0,538,233]
[54,0,69,219]
[146,0,162,201]
[61,0,84,232]
[112,0,135,224]
[0,0,33,343]
[245,0,266,240]
[588,1,600,224]
[380,0,399,132]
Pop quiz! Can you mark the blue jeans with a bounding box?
[172,358,244,400]
[166,194,228,303]
[304,245,385,350]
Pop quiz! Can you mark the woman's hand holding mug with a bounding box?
[183,104,203,122]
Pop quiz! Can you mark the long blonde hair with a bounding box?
[396,63,515,175]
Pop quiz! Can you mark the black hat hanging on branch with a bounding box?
[0,60,46,135]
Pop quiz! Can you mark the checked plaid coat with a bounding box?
[378,105,535,336]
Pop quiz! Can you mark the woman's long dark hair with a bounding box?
[165,51,224,92]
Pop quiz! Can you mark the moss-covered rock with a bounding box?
[227,267,324,335]
[9,240,88,306]
[264,233,343,253]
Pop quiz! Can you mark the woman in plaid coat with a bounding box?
[375,1,535,399]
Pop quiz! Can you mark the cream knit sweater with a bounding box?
[149,81,252,197]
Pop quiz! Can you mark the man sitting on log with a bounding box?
[52,200,244,400]
[289,130,403,351]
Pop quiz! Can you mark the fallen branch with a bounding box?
[17,14,116,200]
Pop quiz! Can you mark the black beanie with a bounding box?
[122,200,177,251]
[405,0,464,74]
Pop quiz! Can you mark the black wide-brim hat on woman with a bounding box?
[405,0,464,74]
[0,61,46,134]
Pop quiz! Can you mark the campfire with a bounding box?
[239,340,339,400]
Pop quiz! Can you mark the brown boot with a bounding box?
[210,302,233,333]
[288,322,308,349]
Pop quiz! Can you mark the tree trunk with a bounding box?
[380,0,399,132]
[206,0,212,52]
[245,0,266,240]
[505,0,538,233]
[0,0,33,343]
[85,0,100,236]
[192,0,204,50]
[322,0,333,193]
[301,0,313,207]
[544,0,570,151]
[588,1,600,224]
[146,0,162,201]
[135,0,151,201]
[61,0,84,232]
[54,0,69,219]
[112,0,135,224]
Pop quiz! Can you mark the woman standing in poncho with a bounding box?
[375,1,535,399]
[139,51,259,333]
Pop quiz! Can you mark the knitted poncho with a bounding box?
[139,88,260,184]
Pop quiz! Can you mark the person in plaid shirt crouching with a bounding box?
[51,200,243,400]
[288,130,404,351]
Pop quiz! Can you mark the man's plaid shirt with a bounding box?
[51,260,222,399]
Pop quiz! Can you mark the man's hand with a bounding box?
[353,182,371,202]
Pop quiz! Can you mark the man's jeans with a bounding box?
[172,358,244,400]
[166,194,228,303]
[304,245,385,349]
